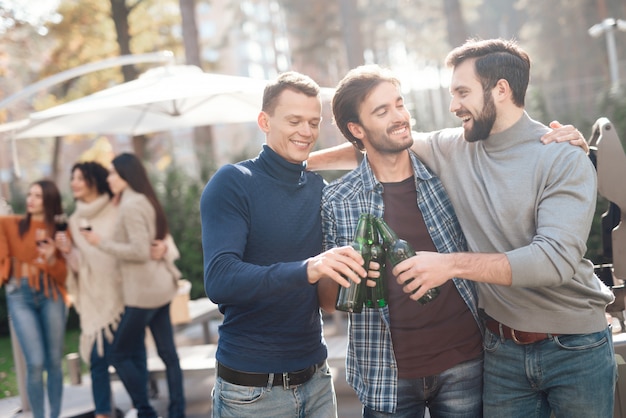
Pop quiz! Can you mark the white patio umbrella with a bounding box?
[13,65,269,139]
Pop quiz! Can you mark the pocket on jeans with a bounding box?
[482,327,501,353]
[553,329,609,351]
[5,278,20,294]
[318,362,332,377]
[217,378,268,406]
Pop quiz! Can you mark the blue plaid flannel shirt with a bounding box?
[321,151,482,413]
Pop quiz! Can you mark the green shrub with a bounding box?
[158,164,216,300]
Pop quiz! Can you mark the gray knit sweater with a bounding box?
[414,112,613,334]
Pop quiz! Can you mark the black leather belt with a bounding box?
[217,361,325,389]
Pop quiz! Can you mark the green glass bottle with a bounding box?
[373,217,440,305]
[367,217,388,308]
[336,213,371,313]
[364,214,375,308]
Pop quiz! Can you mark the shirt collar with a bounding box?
[356,149,436,192]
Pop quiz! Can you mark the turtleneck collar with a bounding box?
[482,111,535,152]
[74,193,111,219]
[257,144,308,185]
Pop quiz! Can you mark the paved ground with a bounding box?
[0,314,363,418]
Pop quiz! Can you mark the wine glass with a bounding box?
[54,213,68,232]
[35,228,47,263]
[78,218,92,232]
[54,213,69,252]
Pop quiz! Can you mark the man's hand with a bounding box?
[393,252,454,301]
[541,121,589,154]
[307,246,366,286]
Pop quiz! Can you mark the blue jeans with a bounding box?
[90,328,114,415]
[483,325,617,418]
[6,277,67,418]
[212,361,336,418]
[110,304,185,418]
[363,356,483,418]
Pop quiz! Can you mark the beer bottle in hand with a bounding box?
[336,213,371,313]
[366,217,387,308]
[373,217,439,305]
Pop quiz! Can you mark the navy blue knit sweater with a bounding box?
[200,145,327,373]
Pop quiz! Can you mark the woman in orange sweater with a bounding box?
[0,180,68,418]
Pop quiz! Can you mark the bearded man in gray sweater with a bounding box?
[392,39,616,418]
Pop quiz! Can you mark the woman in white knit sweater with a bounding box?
[57,161,122,418]
[82,153,185,418]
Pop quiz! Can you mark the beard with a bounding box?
[363,123,413,154]
[464,93,496,143]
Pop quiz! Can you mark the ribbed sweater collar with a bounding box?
[74,193,111,219]
[257,144,307,185]
[483,111,537,152]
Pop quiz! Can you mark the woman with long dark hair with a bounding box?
[0,180,68,418]
[82,153,185,418]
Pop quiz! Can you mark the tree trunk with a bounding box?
[179,0,215,171]
[442,0,469,48]
[180,0,201,67]
[110,0,144,157]
[51,137,62,183]
[339,0,364,68]
[109,0,139,82]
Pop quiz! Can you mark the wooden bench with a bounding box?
[109,344,218,399]
[109,297,222,396]
[173,297,222,344]
[110,337,348,379]
[136,335,348,381]
[109,301,349,398]
[145,344,217,380]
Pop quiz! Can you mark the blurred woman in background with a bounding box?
[56,161,122,418]
[0,180,68,418]
[83,153,184,418]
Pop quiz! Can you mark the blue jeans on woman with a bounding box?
[362,355,483,418]
[110,303,185,418]
[90,328,115,416]
[6,277,67,418]
[483,325,617,418]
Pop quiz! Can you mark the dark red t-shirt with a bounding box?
[382,177,482,378]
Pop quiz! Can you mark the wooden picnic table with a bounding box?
[173,297,222,344]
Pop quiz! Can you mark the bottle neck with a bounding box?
[374,218,398,246]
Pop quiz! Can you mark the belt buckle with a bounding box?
[510,328,532,345]
[282,372,290,390]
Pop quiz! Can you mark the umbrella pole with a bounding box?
[10,135,21,179]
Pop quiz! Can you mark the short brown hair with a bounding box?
[332,65,400,151]
[262,71,320,115]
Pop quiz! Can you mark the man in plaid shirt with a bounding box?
[318,65,484,417]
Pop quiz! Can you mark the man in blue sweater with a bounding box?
[200,71,366,418]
